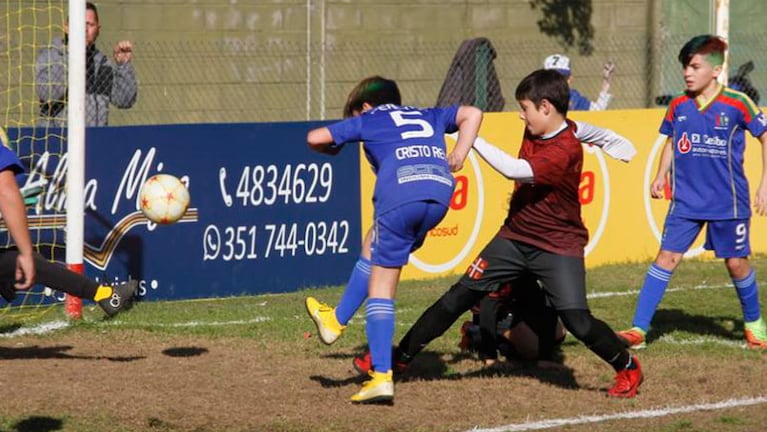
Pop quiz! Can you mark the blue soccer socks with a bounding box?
[366,298,395,374]
[335,257,371,325]
[734,269,760,323]
[632,263,673,331]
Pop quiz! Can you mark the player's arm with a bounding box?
[573,121,636,162]
[0,169,35,289]
[589,62,615,111]
[306,126,343,156]
[754,132,767,216]
[470,136,534,183]
[650,135,673,199]
[447,106,483,172]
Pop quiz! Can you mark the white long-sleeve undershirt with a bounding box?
[466,121,636,183]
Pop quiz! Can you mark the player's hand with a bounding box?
[447,151,465,172]
[754,182,767,216]
[113,40,133,64]
[650,177,666,199]
[602,62,615,82]
[14,252,35,290]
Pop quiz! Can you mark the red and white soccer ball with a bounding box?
[139,174,190,224]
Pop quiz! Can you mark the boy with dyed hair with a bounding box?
[306,76,482,404]
[618,35,767,350]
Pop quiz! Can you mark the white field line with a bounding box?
[656,333,745,348]
[0,282,733,338]
[0,320,70,337]
[123,317,272,328]
[586,282,731,299]
[464,396,767,432]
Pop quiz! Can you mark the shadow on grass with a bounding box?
[646,309,743,343]
[0,345,144,362]
[12,416,63,432]
[162,346,209,357]
[312,349,580,390]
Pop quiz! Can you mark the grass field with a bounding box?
[1,256,767,431]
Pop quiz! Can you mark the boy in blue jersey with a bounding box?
[617,35,767,350]
[305,76,482,404]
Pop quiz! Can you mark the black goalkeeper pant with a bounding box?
[0,249,99,300]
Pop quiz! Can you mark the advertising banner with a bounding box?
[8,123,361,300]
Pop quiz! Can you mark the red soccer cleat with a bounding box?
[607,355,643,398]
[352,350,408,376]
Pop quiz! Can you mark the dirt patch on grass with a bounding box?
[1,329,767,431]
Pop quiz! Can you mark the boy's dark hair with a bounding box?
[515,69,569,116]
[678,34,727,67]
[343,76,401,118]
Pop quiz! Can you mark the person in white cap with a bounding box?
[544,54,614,111]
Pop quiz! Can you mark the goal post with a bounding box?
[0,1,85,318]
[65,0,86,319]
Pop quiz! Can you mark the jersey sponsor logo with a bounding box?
[396,164,453,186]
[676,132,692,154]
[758,113,767,128]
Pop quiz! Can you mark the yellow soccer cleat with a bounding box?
[350,370,394,405]
[305,297,345,345]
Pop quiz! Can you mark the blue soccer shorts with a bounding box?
[661,214,751,258]
[370,200,449,267]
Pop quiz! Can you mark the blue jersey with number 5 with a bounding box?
[327,104,460,214]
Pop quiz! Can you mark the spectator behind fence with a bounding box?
[35,1,137,127]
[544,54,613,111]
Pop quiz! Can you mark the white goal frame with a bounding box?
[65,0,85,318]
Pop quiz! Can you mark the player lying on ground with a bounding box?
[352,274,568,375]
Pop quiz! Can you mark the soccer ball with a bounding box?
[139,174,190,224]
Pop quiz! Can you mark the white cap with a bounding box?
[543,54,571,76]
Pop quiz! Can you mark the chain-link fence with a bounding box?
[3,2,767,127]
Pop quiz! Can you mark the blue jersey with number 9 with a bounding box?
[327,104,460,214]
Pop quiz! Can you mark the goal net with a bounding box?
[0,0,72,318]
